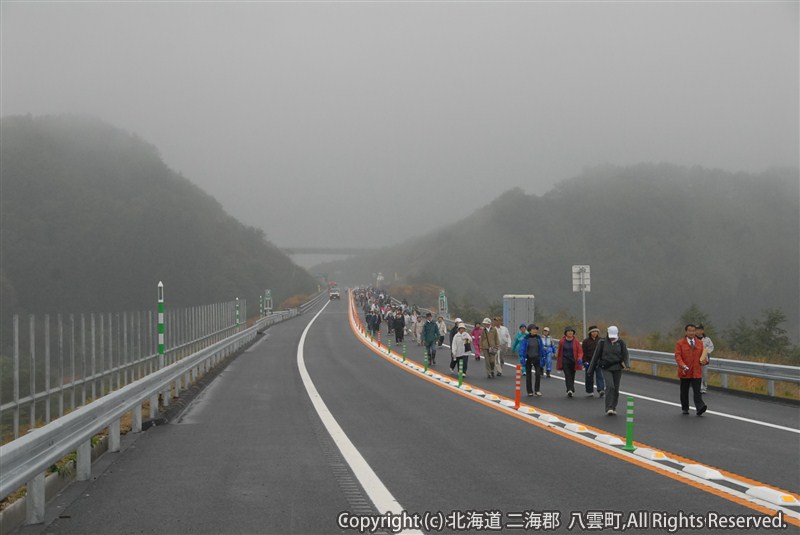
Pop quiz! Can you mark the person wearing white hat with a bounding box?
[448,318,463,347]
[480,318,501,379]
[586,325,630,415]
[450,323,471,376]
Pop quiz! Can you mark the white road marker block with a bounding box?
[633,448,670,461]
[746,487,800,506]
[595,434,625,446]
[565,423,588,432]
[500,400,516,408]
[518,406,537,414]
[485,394,501,402]
[471,390,486,397]
[683,464,725,480]
[539,414,561,424]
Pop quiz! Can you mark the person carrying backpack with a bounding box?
[586,325,630,415]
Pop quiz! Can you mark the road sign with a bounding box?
[572,265,591,339]
[572,265,591,292]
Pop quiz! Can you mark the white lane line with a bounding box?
[300,302,421,531]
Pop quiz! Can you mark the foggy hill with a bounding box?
[0,115,318,319]
[320,164,799,341]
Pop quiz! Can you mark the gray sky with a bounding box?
[2,1,797,248]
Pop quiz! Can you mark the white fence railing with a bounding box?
[1,300,244,441]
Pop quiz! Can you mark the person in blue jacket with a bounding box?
[540,327,557,378]
[513,324,528,375]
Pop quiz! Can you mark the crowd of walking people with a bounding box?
[353,287,710,417]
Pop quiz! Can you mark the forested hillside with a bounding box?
[323,164,799,343]
[0,115,318,321]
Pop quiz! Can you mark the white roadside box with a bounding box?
[503,294,535,330]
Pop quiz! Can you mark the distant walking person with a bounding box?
[451,323,471,376]
[582,326,606,397]
[513,324,528,374]
[394,310,405,344]
[524,325,545,396]
[675,324,708,416]
[415,313,424,346]
[541,327,557,377]
[586,326,630,415]
[436,316,447,347]
[422,313,440,366]
[471,323,483,361]
[449,318,463,369]
[495,317,511,377]
[696,324,714,393]
[480,318,500,378]
[556,327,583,397]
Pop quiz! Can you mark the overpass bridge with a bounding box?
[282,246,376,256]
[2,292,799,534]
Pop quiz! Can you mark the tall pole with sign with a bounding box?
[572,265,591,340]
[438,290,449,319]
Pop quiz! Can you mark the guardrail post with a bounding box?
[25,472,45,524]
[768,380,775,397]
[149,394,158,418]
[133,405,142,432]
[109,419,121,452]
[651,363,658,376]
[721,373,728,389]
[76,440,91,481]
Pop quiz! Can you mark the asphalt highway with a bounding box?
[18,297,799,534]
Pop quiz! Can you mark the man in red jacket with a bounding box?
[675,324,708,416]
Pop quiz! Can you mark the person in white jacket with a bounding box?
[696,324,714,393]
[450,323,471,377]
[436,316,447,347]
[494,317,512,377]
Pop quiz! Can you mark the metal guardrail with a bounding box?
[628,349,800,396]
[383,299,800,396]
[0,292,326,525]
